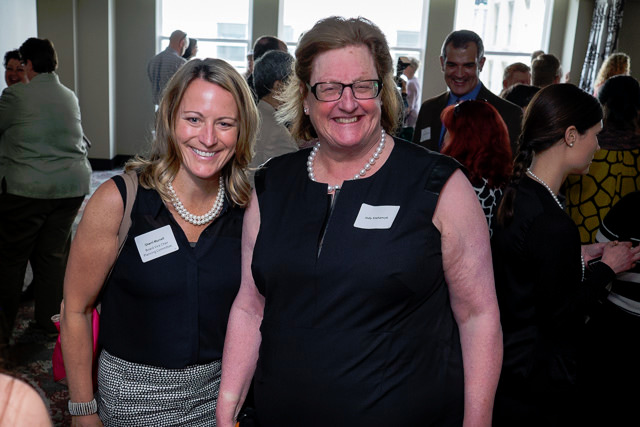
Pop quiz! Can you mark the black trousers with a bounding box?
[0,192,84,336]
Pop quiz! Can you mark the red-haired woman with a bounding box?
[441,100,513,235]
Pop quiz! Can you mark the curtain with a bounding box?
[579,0,625,94]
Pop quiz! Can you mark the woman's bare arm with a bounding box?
[433,170,503,427]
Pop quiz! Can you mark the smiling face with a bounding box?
[304,45,382,152]
[5,58,26,86]
[174,78,239,182]
[440,43,485,97]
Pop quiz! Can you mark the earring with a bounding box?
[569,142,574,147]
[304,107,309,114]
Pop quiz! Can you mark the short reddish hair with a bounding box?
[441,100,512,188]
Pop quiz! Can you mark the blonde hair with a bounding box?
[594,52,631,90]
[276,16,401,142]
[126,58,258,207]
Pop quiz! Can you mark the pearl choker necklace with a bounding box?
[167,176,225,225]
[526,168,585,281]
[307,129,386,193]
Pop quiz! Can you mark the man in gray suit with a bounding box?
[412,30,522,155]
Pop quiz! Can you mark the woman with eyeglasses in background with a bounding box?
[440,100,512,236]
[217,16,502,427]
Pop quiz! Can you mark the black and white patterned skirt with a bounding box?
[97,350,221,426]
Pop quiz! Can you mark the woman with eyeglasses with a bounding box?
[440,100,512,236]
[217,16,502,427]
[491,84,640,426]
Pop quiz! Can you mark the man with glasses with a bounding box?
[147,30,188,106]
[412,30,522,155]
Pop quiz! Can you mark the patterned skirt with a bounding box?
[97,350,221,426]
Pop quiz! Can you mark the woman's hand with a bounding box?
[582,242,607,263]
[71,414,103,427]
[601,241,640,274]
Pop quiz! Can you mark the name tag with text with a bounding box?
[420,127,431,142]
[354,203,400,229]
[134,225,179,263]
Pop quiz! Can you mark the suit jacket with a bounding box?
[249,100,298,186]
[0,72,92,199]
[412,83,523,156]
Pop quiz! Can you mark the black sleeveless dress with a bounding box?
[252,140,464,426]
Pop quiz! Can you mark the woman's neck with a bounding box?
[527,155,565,195]
[171,170,221,201]
[315,129,391,182]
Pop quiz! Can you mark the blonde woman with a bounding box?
[61,58,258,426]
[593,52,630,96]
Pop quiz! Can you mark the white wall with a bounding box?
[0,0,37,92]
[420,0,456,101]
[115,0,156,158]
[252,0,279,46]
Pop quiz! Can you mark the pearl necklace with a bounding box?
[526,168,562,209]
[167,176,225,226]
[526,168,585,281]
[307,129,386,193]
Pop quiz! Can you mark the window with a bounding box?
[280,0,426,79]
[159,0,252,73]
[454,0,552,94]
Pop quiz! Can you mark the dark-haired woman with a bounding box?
[491,84,640,426]
[441,100,512,236]
[182,38,198,60]
[564,75,640,243]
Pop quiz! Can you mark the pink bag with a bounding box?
[51,308,100,388]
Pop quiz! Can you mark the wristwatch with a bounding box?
[68,398,98,416]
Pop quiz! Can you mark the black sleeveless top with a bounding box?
[252,140,464,426]
[99,176,243,368]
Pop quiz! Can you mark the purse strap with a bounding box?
[95,170,138,312]
[116,169,138,252]
[58,170,139,317]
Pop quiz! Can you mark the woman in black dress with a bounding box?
[62,59,258,426]
[217,16,502,427]
[491,84,640,426]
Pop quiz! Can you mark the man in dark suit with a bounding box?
[413,30,522,155]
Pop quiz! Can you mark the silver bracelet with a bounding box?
[68,398,98,416]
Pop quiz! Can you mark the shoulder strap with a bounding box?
[75,170,138,314]
[116,170,139,253]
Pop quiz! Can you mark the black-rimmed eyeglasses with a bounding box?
[307,79,383,102]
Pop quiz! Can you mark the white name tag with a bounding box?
[353,203,400,229]
[420,127,431,142]
[134,225,179,263]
